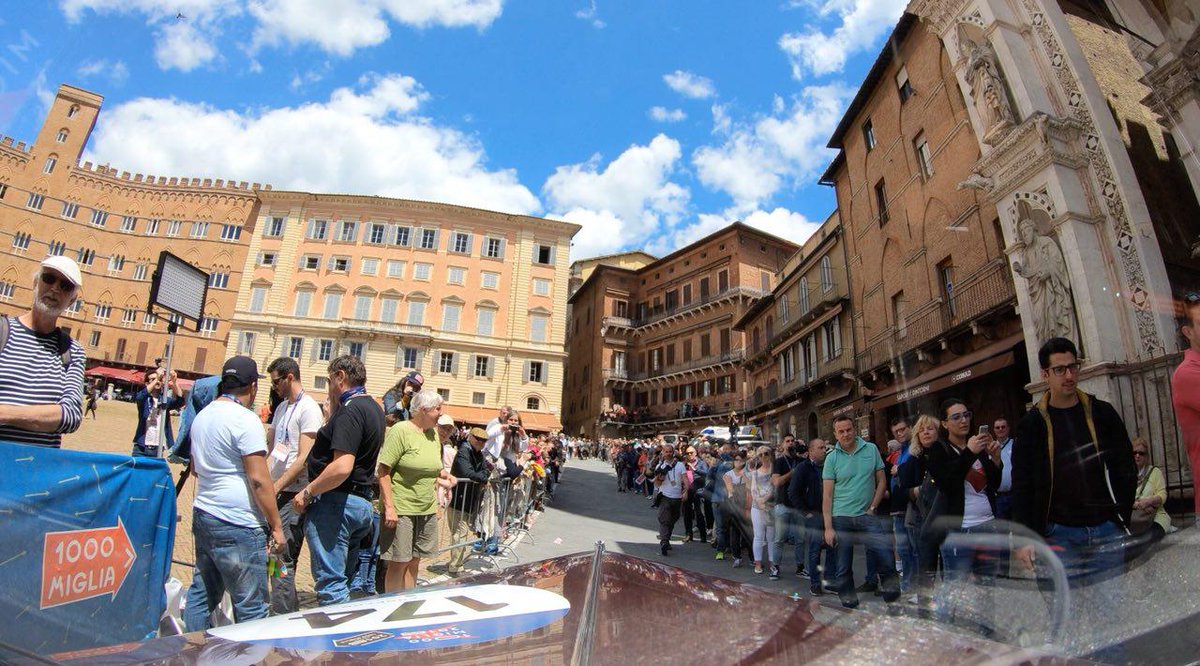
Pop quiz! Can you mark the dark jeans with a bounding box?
[803,511,833,586]
[184,509,269,631]
[894,514,919,592]
[831,514,899,606]
[713,503,727,551]
[994,493,1013,521]
[657,496,682,544]
[938,519,1005,625]
[724,507,748,558]
[269,492,307,614]
[774,504,804,569]
[682,493,708,540]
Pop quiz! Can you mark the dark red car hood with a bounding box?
[46,548,1061,665]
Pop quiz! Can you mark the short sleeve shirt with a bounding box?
[772,455,801,507]
[190,400,269,528]
[306,393,385,494]
[378,422,443,516]
[268,393,324,492]
[822,439,884,517]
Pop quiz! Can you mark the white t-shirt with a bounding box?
[962,459,995,528]
[485,417,504,460]
[658,461,687,499]
[268,393,324,492]
[191,400,270,528]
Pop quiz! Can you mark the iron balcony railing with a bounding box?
[627,347,746,381]
[633,286,765,328]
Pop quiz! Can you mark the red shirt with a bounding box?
[1173,349,1200,450]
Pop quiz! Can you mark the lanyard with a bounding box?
[339,386,366,406]
[277,391,305,444]
[219,393,243,407]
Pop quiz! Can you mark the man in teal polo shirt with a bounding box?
[822,414,900,608]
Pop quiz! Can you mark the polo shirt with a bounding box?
[822,437,883,517]
[378,422,442,516]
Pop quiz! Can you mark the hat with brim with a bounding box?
[40,256,83,290]
[221,356,263,388]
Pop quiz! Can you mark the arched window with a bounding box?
[526,396,541,411]
[799,277,810,313]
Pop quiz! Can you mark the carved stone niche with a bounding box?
[972,111,1089,200]
[1140,30,1200,118]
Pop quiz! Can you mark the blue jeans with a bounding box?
[1042,521,1124,586]
[184,509,269,631]
[304,492,374,606]
[803,511,832,587]
[773,504,804,568]
[713,504,727,551]
[349,510,381,596]
[894,515,919,592]
[831,514,899,605]
[938,520,1005,625]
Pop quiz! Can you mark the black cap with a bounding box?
[221,356,263,388]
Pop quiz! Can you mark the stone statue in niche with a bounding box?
[1011,203,1078,346]
[961,29,1017,144]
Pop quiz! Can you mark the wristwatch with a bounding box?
[303,488,316,505]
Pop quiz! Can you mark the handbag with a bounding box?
[1128,469,1157,535]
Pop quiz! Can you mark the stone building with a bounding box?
[0,85,261,380]
[820,13,1028,440]
[735,212,858,444]
[562,222,797,439]
[231,190,579,432]
[903,0,1200,496]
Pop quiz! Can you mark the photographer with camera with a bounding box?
[654,443,687,556]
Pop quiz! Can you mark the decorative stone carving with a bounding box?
[974,111,1087,198]
[1140,32,1200,118]
[1011,200,1078,346]
[957,173,994,192]
[960,27,1018,144]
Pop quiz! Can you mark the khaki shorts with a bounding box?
[380,513,438,562]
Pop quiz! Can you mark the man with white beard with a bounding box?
[0,256,86,447]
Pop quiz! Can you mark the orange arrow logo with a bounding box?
[40,518,137,609]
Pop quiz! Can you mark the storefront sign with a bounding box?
[894,384,931,402]
[951,369,973,383]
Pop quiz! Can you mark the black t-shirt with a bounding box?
[1047,403,1115,527]
[772,455,802,507]
[307,393,386,495]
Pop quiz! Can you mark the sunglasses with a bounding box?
[1133,450,1148,456]
[40,271,77,292]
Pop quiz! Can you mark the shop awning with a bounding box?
[85,366,145,384]
[868,332,1023,411]
[440,405,562,433]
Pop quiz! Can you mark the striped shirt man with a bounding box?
[0,316,86,447]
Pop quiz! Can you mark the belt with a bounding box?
[327,483,377,501]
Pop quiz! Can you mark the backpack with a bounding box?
[0,316,73,368]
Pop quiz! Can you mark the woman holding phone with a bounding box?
[925,397,1003,631]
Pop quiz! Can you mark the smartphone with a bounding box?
[978,425,990,437]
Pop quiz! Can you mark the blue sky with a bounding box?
[1,0,907,260]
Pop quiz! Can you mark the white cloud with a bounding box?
[648,106,686,123]
[692,83,852,210]
[155,21,220,71]
[59,0,505,68]
[82,73,539,215]
[779,0,905,79]
[575,0,605,29]
[76,59,130,85]
[663,70,716,99]
[650,207,820,256]
[543,135,689,259]
[249,0,504,55]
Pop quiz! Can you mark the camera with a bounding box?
[509,424,520,433]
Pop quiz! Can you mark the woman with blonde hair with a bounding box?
[1128,436,1171,560]
[898,413,941,611]
[749,446,779,577]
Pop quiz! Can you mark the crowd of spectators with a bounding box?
[597,336,1187,635]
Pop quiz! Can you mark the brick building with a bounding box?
[735,211,858,443]
[562,222,797,438]
[231,190,579,431]
[0,85,261,382]
[820,14,1028,439]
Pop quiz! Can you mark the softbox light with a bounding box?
[147,251,208,332]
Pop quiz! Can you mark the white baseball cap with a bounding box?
[40,256,83,290]
[437,414,455,427]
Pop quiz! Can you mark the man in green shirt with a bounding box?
[377,389,456,591]
[822,415,900,608]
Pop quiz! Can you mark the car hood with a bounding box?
[44,547,1066,665]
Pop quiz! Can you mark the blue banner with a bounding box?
[0,441,176,655]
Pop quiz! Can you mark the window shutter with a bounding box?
[395,346,404,369]
[469,354,477,376]
[486,356,495,379]
[450,352,459,375]
[541,363,548,385]
[548,245,557,266]
[498,238,506,260]
[433,229,441,250]
[523,360,530,383]
[415,350,424,372]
